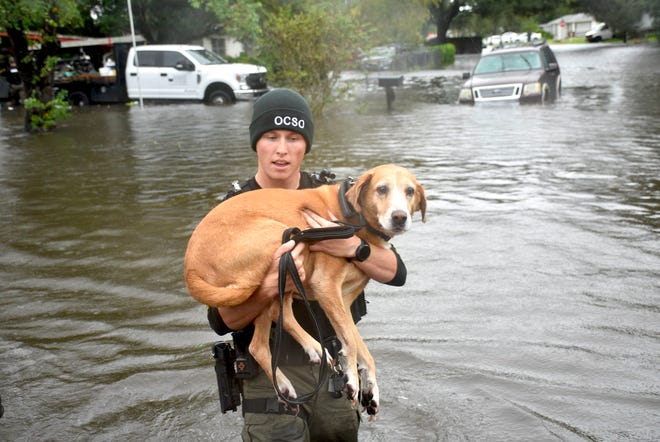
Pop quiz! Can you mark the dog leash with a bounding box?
[271,225,356,407]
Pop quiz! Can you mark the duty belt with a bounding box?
[242,397,308,419]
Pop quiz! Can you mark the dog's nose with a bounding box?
[391,210,408,227]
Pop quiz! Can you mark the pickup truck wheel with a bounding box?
[69,91,89,107]
[205,89,232,105]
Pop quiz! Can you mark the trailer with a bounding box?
[53,35,145,105]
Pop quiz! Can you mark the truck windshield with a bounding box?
[474,51,541,74]
[186,49,228,65]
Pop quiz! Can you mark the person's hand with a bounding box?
[302,209,361,258]
[261,239,306,297]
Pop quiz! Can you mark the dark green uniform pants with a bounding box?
[241,364,359,442]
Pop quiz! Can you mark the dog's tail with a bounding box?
[184,270,258,308]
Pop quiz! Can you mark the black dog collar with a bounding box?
[338,179,391,242]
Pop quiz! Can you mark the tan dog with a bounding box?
[184,164,426,419]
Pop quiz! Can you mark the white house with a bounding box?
[196,35,245,58]
[541,13,599,40]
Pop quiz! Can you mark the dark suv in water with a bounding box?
[458,43,561,104]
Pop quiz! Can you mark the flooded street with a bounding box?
[1,43,659,441]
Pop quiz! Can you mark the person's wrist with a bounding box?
[351,238,371,262]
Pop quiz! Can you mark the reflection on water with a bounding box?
[1,43,659,441]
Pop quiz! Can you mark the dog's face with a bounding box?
[346,165,426,237]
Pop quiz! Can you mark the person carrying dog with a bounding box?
[207,88,407,441]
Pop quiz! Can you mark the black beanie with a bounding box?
[249,88,314,153]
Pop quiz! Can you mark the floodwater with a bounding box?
[1,43,659,441]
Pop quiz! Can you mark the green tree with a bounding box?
[189,0,262,51]
[354,0,429,47]
[1,0,82,132]
[196,0,364,114]
[258,2,365,115]
[103,0,220,44]
[647,0,660,35]
[424,0,578,42]
[45,0,225,44]
[426,0,465,43]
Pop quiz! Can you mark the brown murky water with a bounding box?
[1,43,659,441]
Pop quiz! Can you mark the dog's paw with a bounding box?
[360,390,379,420]
[359,376,379,421]
[344,372,359,404]
[303,342,329,365]
[275,375,297,400]
[305,347,322,365]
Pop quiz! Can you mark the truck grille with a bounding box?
[474,83,522,101]
[246,73,267,90]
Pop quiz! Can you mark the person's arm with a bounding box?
[217,239,307,330]
[302,209,401,284]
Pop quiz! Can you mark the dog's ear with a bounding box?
[416,182,427,223]
[345,173,373,213]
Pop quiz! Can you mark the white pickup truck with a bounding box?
[125,44,268,104]
[585,23,613,42]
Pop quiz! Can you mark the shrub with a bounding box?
[257,3,365,115]
[24,89,70,132]
[427,43,456,68]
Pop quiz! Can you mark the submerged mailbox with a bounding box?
[378,76,404,111]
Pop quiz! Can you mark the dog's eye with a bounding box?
[376,185,388,196]
[405,187,415,197]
